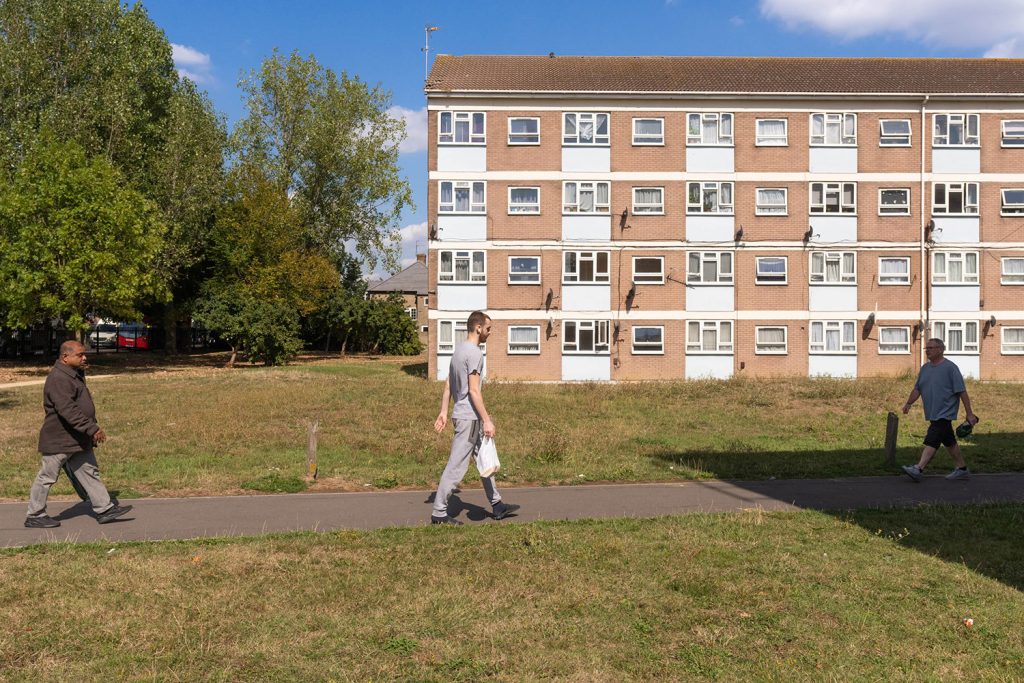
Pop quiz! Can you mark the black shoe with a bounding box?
[96,504,133,524]
[430,515,463,526]
[492,502,520,520]
[24,516,60,528]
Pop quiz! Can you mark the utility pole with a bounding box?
[423,25,439,81]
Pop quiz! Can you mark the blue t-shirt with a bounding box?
[914,359,966,421]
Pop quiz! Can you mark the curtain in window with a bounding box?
[825,327,840,351]
[842,253,855,278]
[720,253,732,276]
[688,253,701,276]
[439,322,453,346]
[635,188,660,205]
[703,187,718,212]
[687,322,699,345]
[455,187,469,212]
[720,115,733,138]
[578,121,594,142]
[881,259,907,275]
[880,328,907,344]
[472,113,484,135]
[579,188,594,212]
[454,119,469,143]
[811,252,824,278]
[472,251,485,277]
[966,324,978,346]
[472,183,485,209]
[688,115,701,137]
[596,115,608,136]
[564,183,576,207]
[440,251,452,275]
[759,119,786,139]
[760,258,785,274]
[811,115,824,139]
[811,323,823,346]
[758,188,785,207]
[510,327,537,350]
[564,114,576,136]
[842,184,855,206]
[811,184,823,207]
[759,327,785,345]
[702,118,719,144]
[720,183,732,207]
[949,258,963,282]
[702,328,717,351]
[510,188,536,208]
[825,119,841,145]
[826,257,841,282]
[455,257,470,281]
[842,322,855,345]
[595,183,609,207]
[440,183,453,206]
[1005,328,1024,344]
[564,252,577,276]
[720,323,732,345]
[635,119,661,135]
[948,328,963,351]
[1005,258,1024,275]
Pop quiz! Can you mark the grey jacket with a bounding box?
[37,362,100,455]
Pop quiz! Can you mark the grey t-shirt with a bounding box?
[914,359,966,421]
[449,341,485,421]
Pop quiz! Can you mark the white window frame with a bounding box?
[1000,257,1024,284]
[507,186,540,215]
[755,187,788,215]
[507,116,540,145]
[632,256,665,284]
[687,181,734,214]
[562,320,610,354]
[687,251,733,285]
[421,325,429,333]
[1000,326,1024,354]
[686,320,733,354]
[438,250,487,283]
[632,187,664,214]
[810,112,857,146]
[438,180,486,214]
[631,326,665,355]
[754,326,788,355]
[438,111,486,145]
[562,112,610,146]
[437,320,469,354]
[878,257,911,285]
[405,307,417,321]
[878,326,911,355]
[878,188,911,215]
[755,256,788,285]
[507,325,541,355]
[933,113,979,147]
[932,320,979,354]
[932,251,979,284]
[507,256,541,285]
[1000,188,1024,216]
[809,182,857,214]
[932,182,979,215]
[809,320,857,354]
[563,251,610,284]
[1000,119,1024,147]
[632,117,664,146]
[755,118,788,146]
[687,112,734,146]
[879,119,912,146]
[562,181,610,214]
[810,251,857,284]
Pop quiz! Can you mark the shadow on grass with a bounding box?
[401,362,427,379]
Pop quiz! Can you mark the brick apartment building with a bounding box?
[424,55,1024,381]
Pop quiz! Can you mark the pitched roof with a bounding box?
[367,260,427,295]
[426,55,1024,96]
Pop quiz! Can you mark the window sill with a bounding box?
[631,350,665,355]
[808,351,857,356]
[632,142,666,147]
[878,350,912,355]
[632,280,665,285]
[561,281,611,286]
[755,212,789,217]
[507,212,541,216]
[508,351,541,355]
[754,142,789,147]
[438,142,487,147]
[755,281,789,286]
[754,350,789,355]
[686,212,735,217]
[877,281,911,286]
[684,351,734,355]
[507,281,541,286]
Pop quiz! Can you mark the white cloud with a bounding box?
[171,43,214,84]
[985,37,1024,57]
[729,16,745,27]
[388,106,428,154]
[760,0,1024,53]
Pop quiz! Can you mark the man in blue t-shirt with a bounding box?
[901,338,979,482]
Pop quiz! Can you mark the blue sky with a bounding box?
[143,0,1024,273]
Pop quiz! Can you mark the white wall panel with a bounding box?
[809,285,858,312]
[437,147,487,173]
[809,148,857,173]
[562,147,610,173]
[685,147,734,173]
[808,355,857,378]
[932,149,980,174]
[562,215,612,241]
[684,354,734,379]
[562,355,611,381]
[685,215,734,241]
[931,286,980,312]
[437,215,487,241]
[685,286,734,312]
[437,284,487,311]
[561,285,611,311]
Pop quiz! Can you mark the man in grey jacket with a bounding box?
[25,340,132,527]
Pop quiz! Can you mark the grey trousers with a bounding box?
[432,419,501,517]
[27,450,113,517]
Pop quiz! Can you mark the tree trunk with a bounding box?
[324,330,331,353]
[226,345,237,368]
[340,333,349,357]
[163,302,179,356]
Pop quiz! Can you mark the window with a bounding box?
[878,257,911,285]
[508,256,540,284]
[756,118,788,146]
[933,182,979,215]
[632,326,664,354]
[755,188,788,215]
[563,251,610,283]
[439,250,486,283]
[563,112,609,145]
[810,112,857,146]
[933,113,979,146]
[508,117,540,145]
[879,188,910,215]
[1001,327,1024,354]
[879,119,912,146]
[405,307,417,320]
[439,181,486,213]
[755,256,788,284]
[810,320,856,353]
[508,187,540,214]
[1001,189,1024,215]
[421,325,429,333]
[632,118,664,145]
[563,320,609,354]
[879,327,911,354]
[810,251,856,284]
[687,252,733,284]
[1001,257,1024,284]
[508,326,540,354]
[686,321,733,353]
[1001,119,1024,147]
[687,181,733,214]
[632,257,664,284]
[755,326,788,354]
[810,182,857,214]
[632,187,664,214]
[933,321,979,353]
[932,252,979,284]
[687,113,733,145]
[437,320,466,353]
[438,112,485,144]
[563,181,610,214]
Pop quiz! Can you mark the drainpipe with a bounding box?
[920,95,929,365]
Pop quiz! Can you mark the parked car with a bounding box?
[88,323,118,349]
[117,325,151,350]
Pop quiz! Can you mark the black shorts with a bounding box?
[924,419,957,448]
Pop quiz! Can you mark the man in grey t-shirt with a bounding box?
[430,311,519,524]
[901,338,978,482]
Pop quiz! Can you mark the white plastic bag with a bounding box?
[476,436,501,478]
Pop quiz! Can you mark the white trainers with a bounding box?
[945,468,970,481]
[902,464,924,482]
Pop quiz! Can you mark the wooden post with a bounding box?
[306,420,319,481]
[884,411,899,467]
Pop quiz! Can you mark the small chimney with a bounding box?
[416,252,426,264]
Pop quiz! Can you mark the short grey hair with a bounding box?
[927,337,945,350]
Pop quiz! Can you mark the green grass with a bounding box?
[1,358,1022,498]
[1,504,1022,681]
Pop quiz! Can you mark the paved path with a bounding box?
[0,374,116,390]
[3,473,1024,548]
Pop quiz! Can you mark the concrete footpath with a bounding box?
[3,473,1024,548]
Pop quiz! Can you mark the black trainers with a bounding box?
[96,504,133,524]
[24,516,60,528]
[430,515,463,525]
[492,502,520,520]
